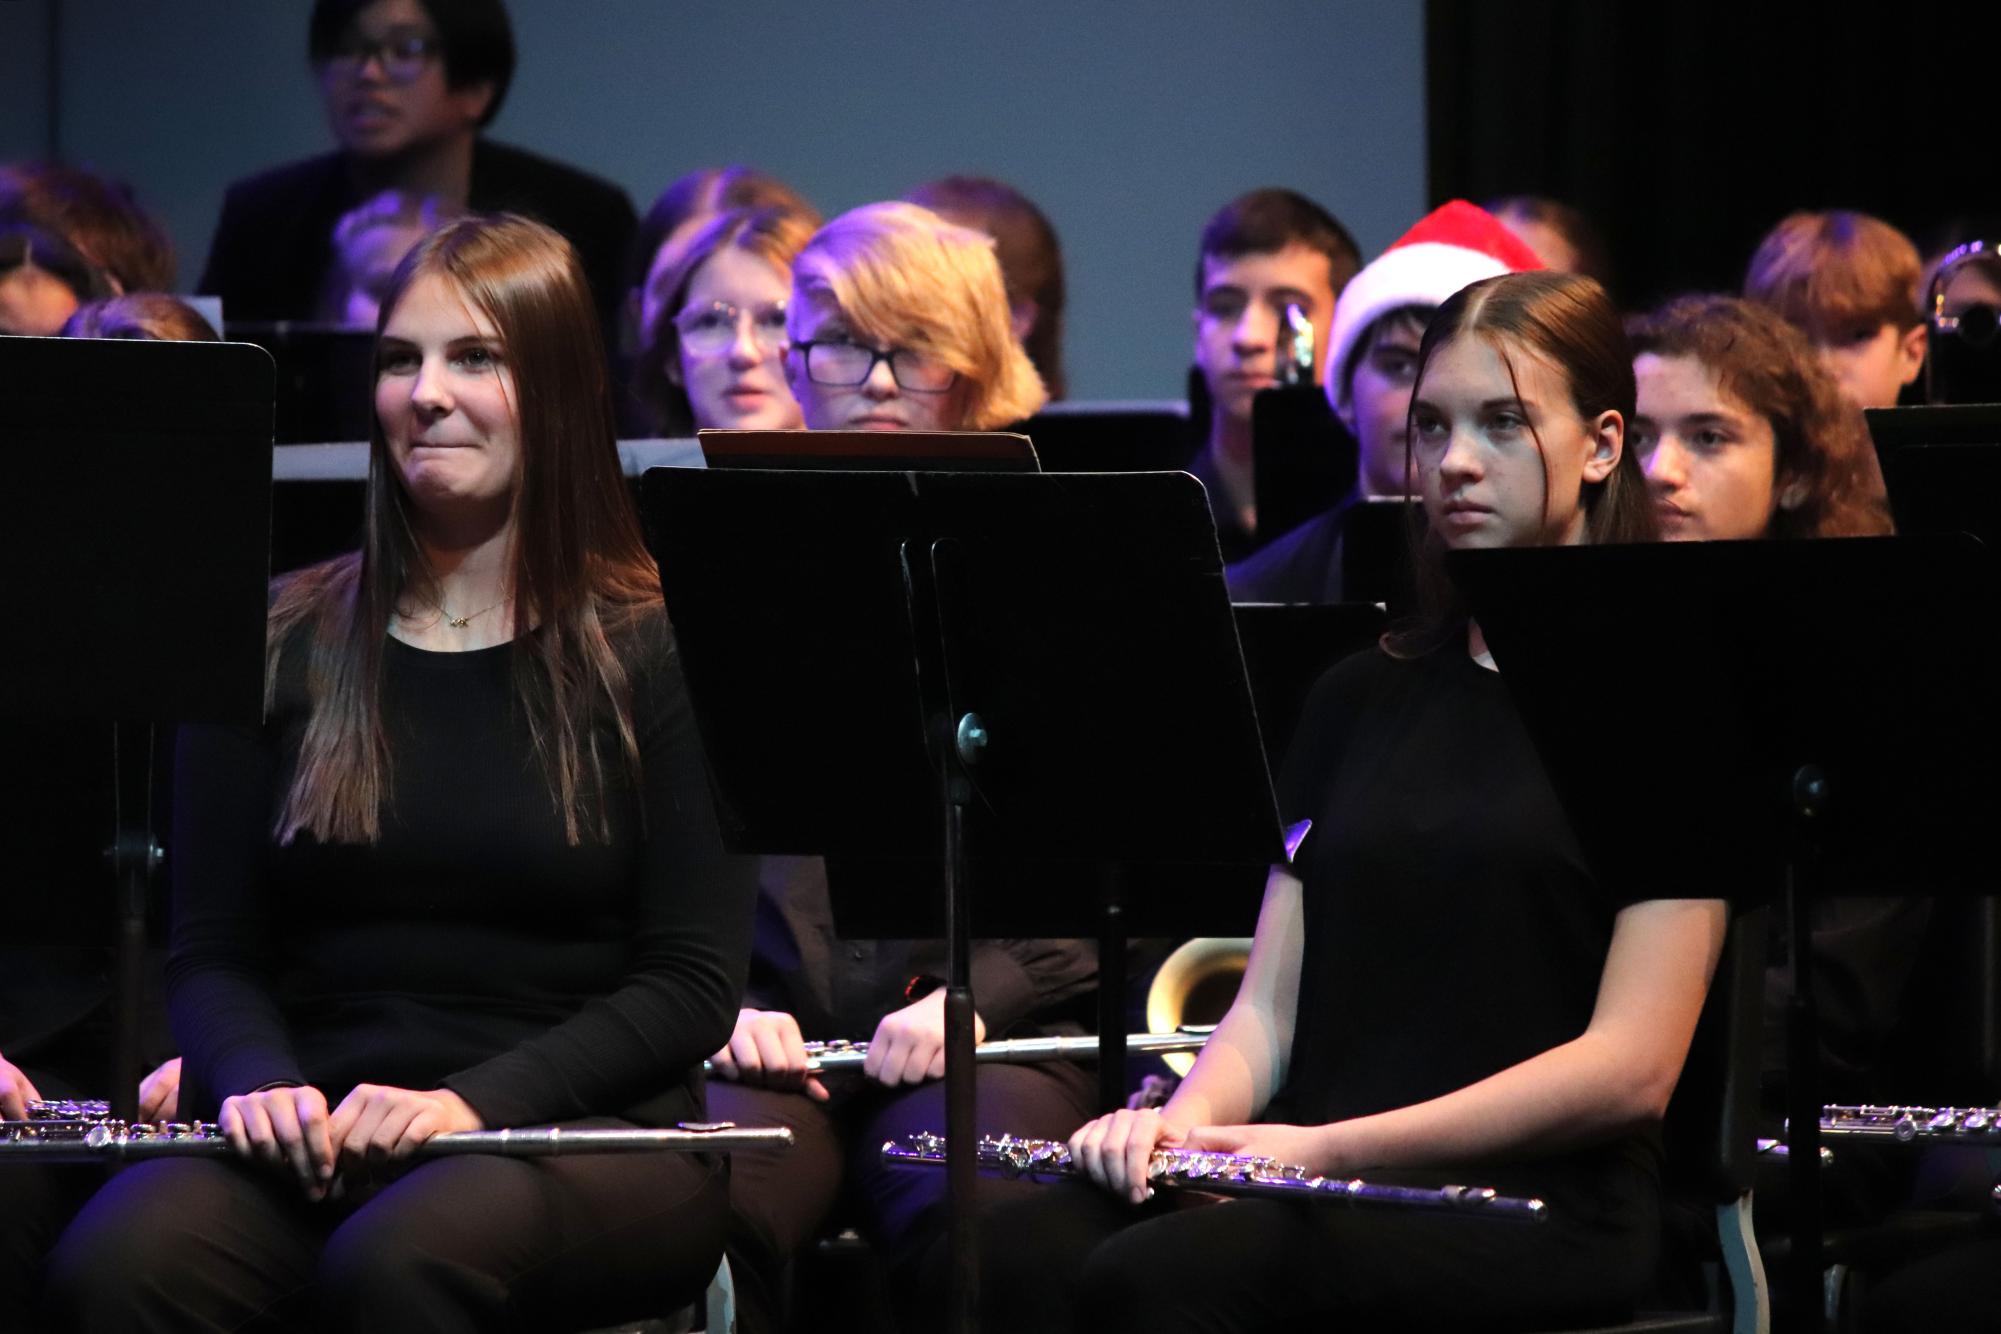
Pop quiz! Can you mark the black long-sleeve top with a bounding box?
[167,606,756,1129]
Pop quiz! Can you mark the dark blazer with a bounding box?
[199,139,636,342]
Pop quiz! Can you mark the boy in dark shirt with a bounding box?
[1183,189,1360,561]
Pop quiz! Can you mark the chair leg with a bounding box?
[1823,1262,1849,1333]
[1717,1193,1770,1334]
[705,1254,737,1334]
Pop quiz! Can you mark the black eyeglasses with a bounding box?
[794,339,957,393]
[323,33,441,83]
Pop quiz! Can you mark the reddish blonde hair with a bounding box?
[790,202,1046,430]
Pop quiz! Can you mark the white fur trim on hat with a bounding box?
[1322,242,1518,414]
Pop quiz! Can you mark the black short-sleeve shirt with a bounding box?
[1274,645,1643,1133]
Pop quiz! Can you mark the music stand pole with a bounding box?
[106,781,159,1127]
[1098,867,1128,1114]
[1785,765,1829,1332]
[941,707,981,1334]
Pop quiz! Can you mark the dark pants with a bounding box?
[0,1160,99,1331]
[709,1060,1096,1334]
[0,1063,99,1331]
[42,1120,728,1333]
[978,1147,1662,1334]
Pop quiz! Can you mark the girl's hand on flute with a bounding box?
[863,989,985,1088]
[1183,1122,1339,1177]
[710,1008,829,1102]
[0,1054,41,1122]
[219,1084,334,1200]
[1068,1107,1195,1206]
[0,1056,41,1128]
[137,1057,182,1123]
[327,1084,483,1183]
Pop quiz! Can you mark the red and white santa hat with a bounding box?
[1323,200,1545,413]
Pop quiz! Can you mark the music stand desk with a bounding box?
[2,335,274,1121]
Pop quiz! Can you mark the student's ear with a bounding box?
[1009,298,1038,345]
[451,80,498,129]
[1776,471,1809,512]
[1896,321,1928,387]
[662,352,682,388]
[1581,409,1622,484]
[1335,390,1359,438]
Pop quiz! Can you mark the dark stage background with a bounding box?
[1427,0,2001,309]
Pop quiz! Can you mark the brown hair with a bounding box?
[635,205,817,434]
[1388,270,1657,656]
[1627,295,1892,539]
[1196,187,1361,300]
[61,293,218,341]
[0,161,174,294]
[630,166,817,293]
[906,176,1069,401]
[1744,210,1923,336]
[269,214,661,846]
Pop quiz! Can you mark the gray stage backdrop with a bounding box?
[0,0,1424,401]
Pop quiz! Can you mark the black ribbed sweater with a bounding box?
[166,607,756,1129]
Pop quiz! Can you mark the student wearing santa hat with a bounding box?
[1227,201,1544,603]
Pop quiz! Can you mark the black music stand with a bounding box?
[1,336,273,1123]
[1252,383,1358,543]
[698,427,1038,471]
[1865,404,2001,550]
[642,466,1286,1334]
[1452,535,1999,1334]
[1018,404,1193,474]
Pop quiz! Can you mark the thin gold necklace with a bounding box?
[402,591,508,630]
[438,594,508,629]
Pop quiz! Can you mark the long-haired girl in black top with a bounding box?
[982,271,1727,1332]
[48,215,756,1333]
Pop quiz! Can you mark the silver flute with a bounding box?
[882,1131,1549,1223]
[1818,1104,2001,1144]
[2,1100,793,1164]
[708,1028,1211,1075]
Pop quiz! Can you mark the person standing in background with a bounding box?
[201,0,634,344]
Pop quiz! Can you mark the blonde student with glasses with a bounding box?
[634,206,818,437]
[782,201,1047,434]
[705,199,1079,1334]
